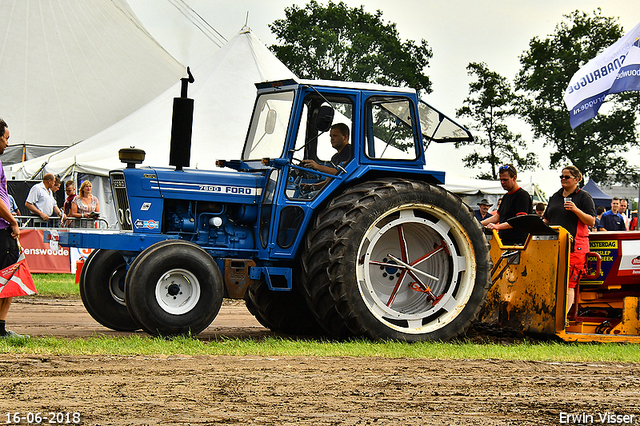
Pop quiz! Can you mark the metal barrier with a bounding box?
[14,216,108,229]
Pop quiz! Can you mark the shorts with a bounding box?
[0,227,19,269]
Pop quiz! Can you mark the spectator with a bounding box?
[0,118,26,338]
[70,181,100,227]
[543,165,596,314]
[7,194,20,216]
[63,180,76,216]
[619,198,629,230]
[598,197,625,231]
[25,173,64,223]
[475,199,493,222]
[535,202,546,218]
[490,198,502,215]
[630,211,639,231]
[481,164,533,245]
[52,176,61,195]
[592,206,605,232]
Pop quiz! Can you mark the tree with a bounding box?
[515,9,639,185]
[269,0,433,93]
[455,62,538,180]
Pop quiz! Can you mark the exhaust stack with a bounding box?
[169,67,195,170]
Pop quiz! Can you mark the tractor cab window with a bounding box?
[418,100,474,146]
[365,96,419,161]
[285,95,353,200]
[243,90,295,161]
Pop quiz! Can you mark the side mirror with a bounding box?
[265,108,277,134]
[315,103,334,132]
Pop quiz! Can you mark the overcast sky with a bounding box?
[127,0,640,197]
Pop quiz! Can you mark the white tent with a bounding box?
[8,28,295,179]
[443,173,537,209]
[7,28,295,226]
[0,0,185,163]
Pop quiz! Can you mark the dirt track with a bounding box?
[2,297,640,425]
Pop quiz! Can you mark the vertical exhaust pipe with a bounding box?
[169,67,195,170]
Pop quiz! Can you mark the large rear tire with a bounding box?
[125,240,224,336]
[301,178,491,341]
[79,249,139,331]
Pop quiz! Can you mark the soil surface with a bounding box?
[2,297,640,425]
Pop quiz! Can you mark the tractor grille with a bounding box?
[110,171,132,230]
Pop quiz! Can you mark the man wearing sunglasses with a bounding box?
[481,164,533,245]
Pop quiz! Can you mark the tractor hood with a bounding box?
[123,166,264,205]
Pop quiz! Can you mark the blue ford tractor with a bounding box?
[51,75,491,341]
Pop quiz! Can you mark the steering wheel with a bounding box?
[289,158,317,180]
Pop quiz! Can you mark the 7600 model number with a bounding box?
[5,412,81,424]
[199,185,254,195]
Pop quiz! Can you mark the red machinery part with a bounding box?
[583,231,640,286]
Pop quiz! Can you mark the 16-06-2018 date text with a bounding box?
[5,412,81,424]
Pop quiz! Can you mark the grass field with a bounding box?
[4,274,639,362]
[2,333,640,362]
[32,273,79,297]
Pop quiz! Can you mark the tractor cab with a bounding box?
[225,79,473,261]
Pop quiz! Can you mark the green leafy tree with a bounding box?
[456,62,538,180]
[515,9,639,185]
[269,0,433,93]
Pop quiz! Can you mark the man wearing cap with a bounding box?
[475,199,493,222]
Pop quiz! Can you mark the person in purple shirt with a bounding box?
[0,119,27,339]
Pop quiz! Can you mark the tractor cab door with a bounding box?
[257,90,356,260]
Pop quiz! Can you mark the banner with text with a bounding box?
[20,229,71,273]
[564,21,640,128]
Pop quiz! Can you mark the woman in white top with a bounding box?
[70,181,100,226]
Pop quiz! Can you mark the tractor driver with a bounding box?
[301,123,353,192]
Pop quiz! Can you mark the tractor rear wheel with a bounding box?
[125,240,224,336]
[301,178,491,341]
[79,249,139,331]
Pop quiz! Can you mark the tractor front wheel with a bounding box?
[79,249,139,331]
[125,240,224,336]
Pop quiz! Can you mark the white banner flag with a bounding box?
[564,21,640,129]
[610,37,640,94]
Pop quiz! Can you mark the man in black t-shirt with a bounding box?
[481,164,533,245]
[301,123,352,191]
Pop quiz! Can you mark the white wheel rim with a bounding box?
[155,268,201,315]
[356,205,477,335]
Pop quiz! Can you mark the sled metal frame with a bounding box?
[484,225,640,343]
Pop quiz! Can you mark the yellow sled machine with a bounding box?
[479,214,640,343]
